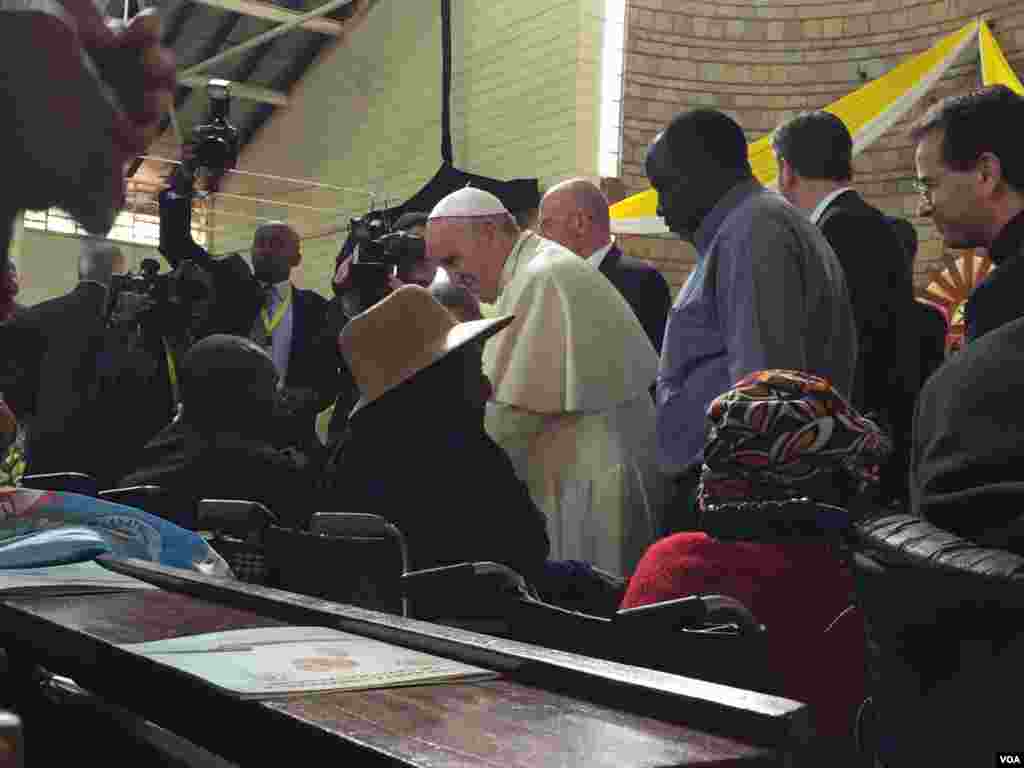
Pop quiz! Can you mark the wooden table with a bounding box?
[0,559,810,766]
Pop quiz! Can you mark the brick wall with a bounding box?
[616,0,1024,298]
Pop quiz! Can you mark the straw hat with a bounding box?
[340,285,514,414]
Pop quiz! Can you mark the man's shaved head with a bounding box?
[539,178,612,258]
[252,220,301,284]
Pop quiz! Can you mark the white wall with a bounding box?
[226,0,611,297]
[14,230,160,307]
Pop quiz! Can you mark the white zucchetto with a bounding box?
[428,187,510,220]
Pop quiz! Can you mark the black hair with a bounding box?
[662,109,752,176]
[180,335,279,436]
[910,85,1024,193]
[771,111,853,181]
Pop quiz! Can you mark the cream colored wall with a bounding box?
[14,230,159,307]
[227,0,610,297]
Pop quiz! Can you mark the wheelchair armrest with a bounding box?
[401,562,532,601]
[854,513,1024,581]
[20,472,99,497]
[98,485,164,505]
[197,499,278,544]
[311,512,398,539]
[615,594,764,636]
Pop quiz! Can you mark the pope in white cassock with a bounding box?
[425,187,670,576]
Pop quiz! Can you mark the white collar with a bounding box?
[588,239,616,270]
[270,279,292,297]
[809,187,853,225]
[499,231,536,295]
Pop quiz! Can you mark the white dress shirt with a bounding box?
[809,187,853,225]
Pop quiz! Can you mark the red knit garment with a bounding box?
[622,532,866,740]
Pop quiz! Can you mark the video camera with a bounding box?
[338,213,428,314]
[107,257,213,330]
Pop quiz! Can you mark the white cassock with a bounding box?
[483,231,670,576]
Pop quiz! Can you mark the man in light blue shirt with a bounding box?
[250,222,337,453]
[646,109,857,480]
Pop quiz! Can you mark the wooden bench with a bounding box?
[0,557,812,766]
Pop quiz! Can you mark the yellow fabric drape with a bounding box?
[980,20,1024,95]
[610,20,980,236]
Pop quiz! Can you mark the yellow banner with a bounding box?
[980,20,1024,94]
[611,20,980,235]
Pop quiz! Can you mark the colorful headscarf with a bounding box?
[698,370,893,514]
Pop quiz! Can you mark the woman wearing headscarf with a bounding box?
[623,370,892,746]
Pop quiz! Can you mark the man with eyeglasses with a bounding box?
[912,85,1024,344]
[909,85,1024,535]
[645,109,856,529]
[866,84,1024,768]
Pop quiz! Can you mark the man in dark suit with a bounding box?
[0,242,116,479]
[888,215,949,387]
[539,178,671,354]
[249,222,338,455]
[773,111,920,504]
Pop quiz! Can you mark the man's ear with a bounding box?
[290,247,302,269]
[777,158,794,193]
[977,152,1002,198]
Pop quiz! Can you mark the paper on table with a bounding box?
[0,559,160,595]
[121,626,499,698]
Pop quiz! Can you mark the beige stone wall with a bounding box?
[616,0,1024,298]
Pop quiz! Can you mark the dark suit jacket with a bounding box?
[914,301,948,388]
[279,286,336,404]
[262,285,338,455]
[818,190,920,501]
[963,210,1024,344]
[0,282,108,478]
[818,191,920,410]
[598,244,672,354]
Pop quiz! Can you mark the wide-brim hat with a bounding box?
[340,285,514,415]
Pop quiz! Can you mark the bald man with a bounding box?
[540,179,671,353]
[425,187,670,576]
[249,221,337,452]
[0,241,122,478]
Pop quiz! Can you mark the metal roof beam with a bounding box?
[180,0,353,77]
[189,0,347,37]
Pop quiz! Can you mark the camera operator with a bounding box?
[323,211,436,442]
[150,86,337,461]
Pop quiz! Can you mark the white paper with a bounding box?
[122,626,498,698]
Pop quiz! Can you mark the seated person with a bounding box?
[622,370,893,744]
[0,399,14,455]
[0,398,17,486]
[121,334,316,529]
[327,286,550,584]
[430,280,484,322]
[911,314,1024,551]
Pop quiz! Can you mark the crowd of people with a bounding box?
[1,1,1023,762]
